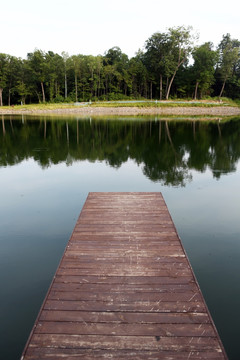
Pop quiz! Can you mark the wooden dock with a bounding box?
[22,192,228,359]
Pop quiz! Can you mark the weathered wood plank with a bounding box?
[54,275,194,284]
[44,299,207,313]
[24,348,227,360]
[35,321,216,337]
[69,239,180,246]
[48,290,202,302]
[63,255,187,263]
[39,310,210,324]
[51,282,198,293]
[61,258,188,266]
[21,192,227,360]
[57,268,191,277]
[29,334,224,352]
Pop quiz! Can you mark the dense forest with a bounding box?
[0,26,240,106]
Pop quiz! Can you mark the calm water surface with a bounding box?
[0,115,240,359]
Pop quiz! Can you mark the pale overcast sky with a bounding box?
[1,0,240,58]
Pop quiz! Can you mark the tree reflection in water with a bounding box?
[1,116,240,187]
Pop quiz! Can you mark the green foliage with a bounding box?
[217,34,240,97]
[0,53,9,106]
[53,95,65,103]
[192,42,218,98]
[144,26,197,100]
[0,29,240,106]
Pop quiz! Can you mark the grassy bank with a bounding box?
[0,98,239,112]
[91,98,239,108]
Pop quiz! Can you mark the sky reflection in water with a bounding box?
[0,116,240,359]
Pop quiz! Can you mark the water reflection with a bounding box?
[1,116,240,187]
[1,115,240,359]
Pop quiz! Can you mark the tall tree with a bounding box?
[15,59,31,104]
[44,51,65,102]
[27,50,48,102]
[70,55,82,102]
[145,32,169,99]
[129,51,148,98]
[165,26,195,100]
[0,54,8,106]
[218,34,240,98]
[103,47,129,97]
[192,42,218,99]
[95,55,104,98]
[5,55,20,105]
[144,27,195,100]
[61,52,69,99]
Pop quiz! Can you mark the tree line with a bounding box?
[0,26,240,106]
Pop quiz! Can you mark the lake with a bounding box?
[1,115,240,359]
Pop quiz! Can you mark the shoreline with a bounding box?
[1,106,240,116]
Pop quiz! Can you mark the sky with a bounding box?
[1,0,240,59]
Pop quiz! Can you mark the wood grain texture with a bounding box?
[21,192,228,359]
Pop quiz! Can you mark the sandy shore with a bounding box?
[1,106,240,116]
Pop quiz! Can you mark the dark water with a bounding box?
[0,115,240,359]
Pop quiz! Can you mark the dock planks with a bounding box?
[22,192,228,359]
